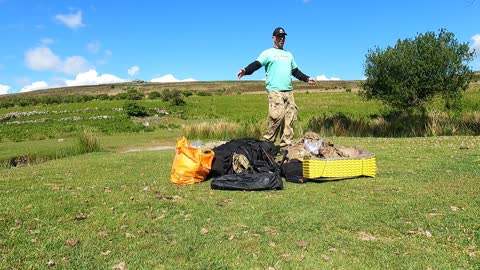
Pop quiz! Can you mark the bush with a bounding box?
[96,94,110,100]
[126,88,145,100]
[0,101,13,109]
[361,28,474,112]
[160,89,186,106]
[197,91,212,96]
[182,90,193,97]
[123,101,149,117]
[160,89,175,101]
[115,92,129,100]
[170,96,186,106]
[148,91,162,99]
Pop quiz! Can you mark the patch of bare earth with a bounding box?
[122,141,226,153]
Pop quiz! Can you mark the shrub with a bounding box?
[160,89,186,106]
[126,88,145,100]
[0,101,14,109]
[170,96,186,106]
[182,90,193,97]
[96,94,110,100]
[160,89,175,101]
[148,91,162,99]
[123,101,149,117]
[197,91,212,96]
[361,28,474,112]
[115,92,129,100]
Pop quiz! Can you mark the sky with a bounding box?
[1,0,479,95]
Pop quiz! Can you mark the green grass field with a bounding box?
[1,136,479,269]
[2,89,480,163]
[1,82,480,268]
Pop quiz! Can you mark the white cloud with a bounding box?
[150,74,196,83]
[41,38,54,45]
[128,66,140,76]
[20,81,48,93]
[16,70,126,93]
[96,50,112,65]
[61,56,92,75]
[55,11,84,29]
[97,59,108,65]
[471,34,480,56]
[25,47,61,71]
[316,74,341,81]
[0,84,10,95]
[86,41,101,54]
[14,77,30,86]
[25,46,92,74]
[65,69,126,86]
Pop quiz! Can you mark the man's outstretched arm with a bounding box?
[292,68,316,84]
[237,61,262,79]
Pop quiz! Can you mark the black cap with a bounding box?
[272,27,287,36]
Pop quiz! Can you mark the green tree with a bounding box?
[361,29,474,112]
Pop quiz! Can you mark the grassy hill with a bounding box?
[1,80,362,100]
[2,72,479,100]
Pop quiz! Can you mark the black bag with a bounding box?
[209,138,278,177]
[210,169,283,191]
[281,159,308,184]
[210,138,283,191]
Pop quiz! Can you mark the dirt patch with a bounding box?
[123,146,174,153]
[122,140,227,153]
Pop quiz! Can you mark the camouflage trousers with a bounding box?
[263,91,297,146]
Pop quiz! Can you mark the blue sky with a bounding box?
[1,0,479,95]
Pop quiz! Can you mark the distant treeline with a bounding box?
[0,88,214,108]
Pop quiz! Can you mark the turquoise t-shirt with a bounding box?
[256,47,298,91]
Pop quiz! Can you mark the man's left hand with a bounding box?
[308,78,316,84]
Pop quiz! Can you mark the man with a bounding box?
[237,27,316,147]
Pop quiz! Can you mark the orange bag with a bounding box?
[170,136,215,185]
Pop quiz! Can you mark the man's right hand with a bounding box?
[237,68,246,80]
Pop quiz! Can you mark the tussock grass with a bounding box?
[0,128,101,168]
[307,110,480,137]
[75,128,101,154]
[183,119,264,141]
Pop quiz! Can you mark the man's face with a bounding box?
[273,34,286,49]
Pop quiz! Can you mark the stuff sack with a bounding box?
[281,159,308,184]
[170,136,215,185]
